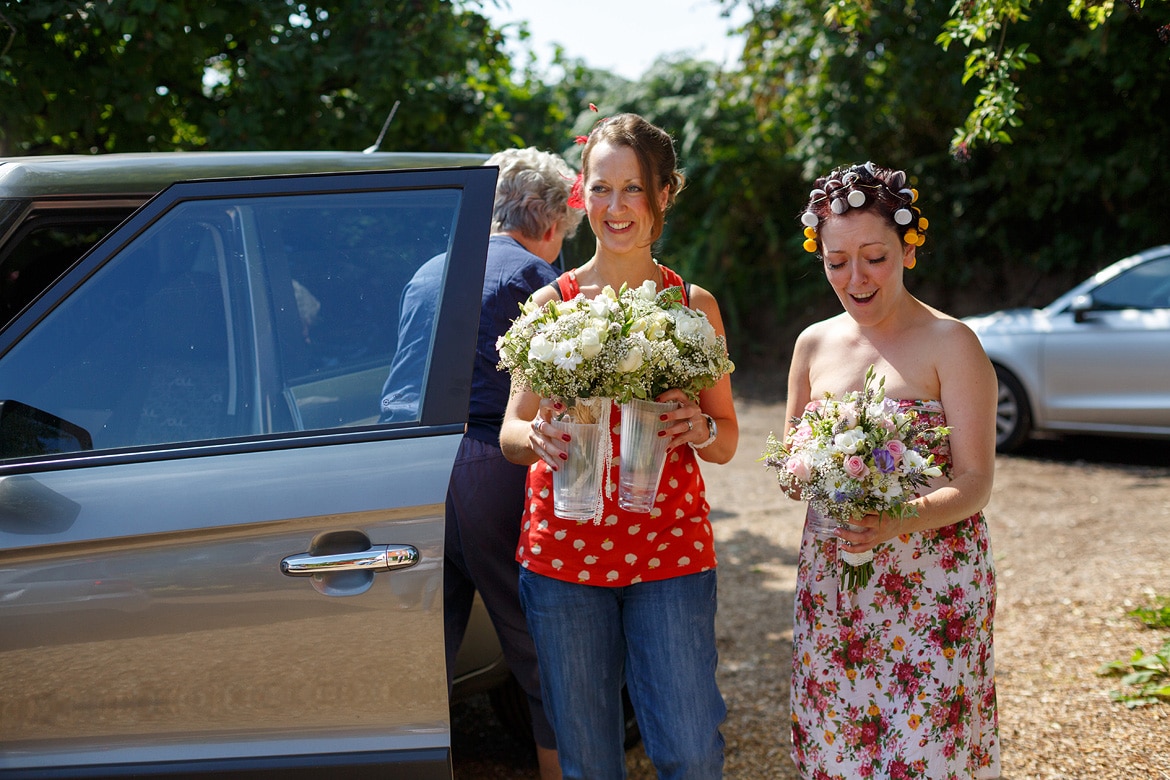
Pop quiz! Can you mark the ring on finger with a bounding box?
[687,418,694,431]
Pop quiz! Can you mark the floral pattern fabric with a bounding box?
[790,400,1000,779]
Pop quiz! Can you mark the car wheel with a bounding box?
[993,365,1032,453]
[488,672,642,751]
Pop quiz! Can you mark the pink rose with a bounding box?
[786,454,813,482]
[885,439,906,462]
[844,455,869,479]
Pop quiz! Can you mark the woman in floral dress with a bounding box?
[782,162,1000,778]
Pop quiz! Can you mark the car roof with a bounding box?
[0,151,491,199]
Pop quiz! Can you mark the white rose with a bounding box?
[589,297,616,319]
[618,345,644,373]
[528,333,557,363]
[675,311,705,339]
[833,427,866,454]
[579,327,603,358]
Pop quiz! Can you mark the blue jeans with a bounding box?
[519,568,725,780]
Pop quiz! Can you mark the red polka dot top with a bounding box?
[515,265,718,586]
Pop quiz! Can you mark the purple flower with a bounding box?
[873,447,896,474]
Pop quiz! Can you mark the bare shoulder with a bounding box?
[686,283,729,332]
[687,281,715,308]
[920,305,987,361]
[794,312,846,351]
[915,306,995,400]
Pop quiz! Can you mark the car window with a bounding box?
[0,187,462,460]
[0,209,134,327]
[1092,256,1170,310]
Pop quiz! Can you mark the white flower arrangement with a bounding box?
[762,366,949,589]
[617,281,735,403]
[496,280,734,416]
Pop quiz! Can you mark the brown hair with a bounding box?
[580,113,686,244]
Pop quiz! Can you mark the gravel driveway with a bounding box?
[453,392,1170,779]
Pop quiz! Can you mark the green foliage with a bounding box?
[778,0,1170,154]
[1098,596,1170,708]
[1129,596,1170,629]
[0,0,565,154]
[5,0,1170,363]
[706,0,1170,358]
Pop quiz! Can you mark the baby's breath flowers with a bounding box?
[617,281,735,403]
[762,366,949,589]
[496,279,734,417]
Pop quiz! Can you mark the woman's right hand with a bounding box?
[528,397,570,470]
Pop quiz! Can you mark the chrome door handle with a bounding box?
[280,544,419,577]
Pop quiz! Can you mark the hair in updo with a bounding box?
[580,113,686,244]
[798,161,927,257]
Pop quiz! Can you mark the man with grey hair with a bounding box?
[380,147,582,779]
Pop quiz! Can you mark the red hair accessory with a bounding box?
[567,104,601,208]
[567,173,585,210]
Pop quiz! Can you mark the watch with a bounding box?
[692,414,717,450]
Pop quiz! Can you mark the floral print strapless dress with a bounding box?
[790,400,1000,779]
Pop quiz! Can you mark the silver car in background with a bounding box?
[963,244,1170,452]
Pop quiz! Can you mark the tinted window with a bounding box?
[0,210,132,327]
[1093,257,1170,310]
[0,189,460,460]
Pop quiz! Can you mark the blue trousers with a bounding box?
[519,568,726,779]
[445,435,555,748]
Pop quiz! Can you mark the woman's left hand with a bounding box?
[655,389,709,450]
[834,512,891,555]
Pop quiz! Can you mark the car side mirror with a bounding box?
[0,400,93,459]
[1070,293,1095,324]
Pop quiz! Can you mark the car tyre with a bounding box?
[488,672,642,751]
[994,365,1032,453]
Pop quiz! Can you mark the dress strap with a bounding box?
[552,267,690,304]
[553,270,579,301]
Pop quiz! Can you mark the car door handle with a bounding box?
[280,544,419,577]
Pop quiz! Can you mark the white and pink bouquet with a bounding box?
[762,366,948,589]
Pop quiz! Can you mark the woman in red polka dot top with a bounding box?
[500,113,739,779]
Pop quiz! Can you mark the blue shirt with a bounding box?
[380,235,557,443]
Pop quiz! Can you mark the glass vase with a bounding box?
[617,398,677,513]
[805,504,840,535]
[550,398,608,521]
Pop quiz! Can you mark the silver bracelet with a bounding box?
[692,414,717,450]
